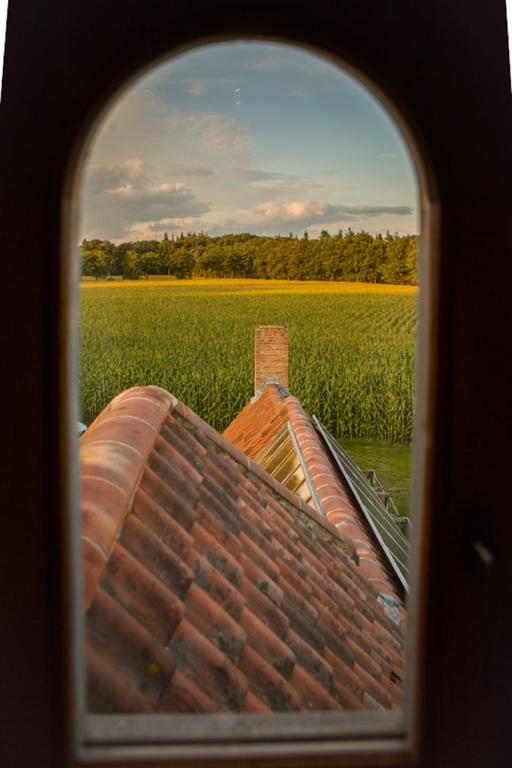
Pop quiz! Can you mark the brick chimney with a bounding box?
[254,325,289,395]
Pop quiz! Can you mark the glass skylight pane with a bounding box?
[313,416,410,592]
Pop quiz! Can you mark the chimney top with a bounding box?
[254,325,289,396]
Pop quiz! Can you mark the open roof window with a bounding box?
[313,416,410,595]
[73,40,434,764]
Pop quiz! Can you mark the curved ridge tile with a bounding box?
[80,386,175,609]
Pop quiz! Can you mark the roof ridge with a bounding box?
[223,384,290,458]
[80,386,175,609]
[81,386,357,612]
[224,388,403,600]
[284,398,403,600]
[173,398,357,559]
[252,380,291,401]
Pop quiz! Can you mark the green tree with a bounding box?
[122,250,141,279]
[381,233,417,284]
[138,251,160,278]
[172,246,194,278]
[159,232,174,275]
[82,229,418,284]
[80,239,107,279]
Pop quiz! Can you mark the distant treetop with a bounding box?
[80,230,417,284]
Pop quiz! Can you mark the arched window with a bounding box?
[72,39,435,763]
[1,4,509,768]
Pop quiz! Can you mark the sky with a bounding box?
[79,41,420,243]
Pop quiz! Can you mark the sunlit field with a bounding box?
[81,276,416,296]
[81,278,417,445]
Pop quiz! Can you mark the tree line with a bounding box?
[80,229,417,285]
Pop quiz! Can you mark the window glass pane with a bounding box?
[77,41,420,750]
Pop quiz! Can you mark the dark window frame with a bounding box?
[71,36,434,765]
[1,2,510,767]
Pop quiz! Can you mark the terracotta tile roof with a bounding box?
[81,386,405,715]
[224,384,403,601]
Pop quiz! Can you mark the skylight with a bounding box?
[313,416,410,593]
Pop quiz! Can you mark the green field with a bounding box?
[80,278,417,511]
[342,440,412,517]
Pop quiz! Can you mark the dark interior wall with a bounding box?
[0,2,510,767]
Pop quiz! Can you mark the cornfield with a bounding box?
[80,279,417,443]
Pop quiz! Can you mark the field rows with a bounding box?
[80,279,417,443]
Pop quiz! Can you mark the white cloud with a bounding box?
[79,90,255,239]
[78,57,417,241]
[207,199,414,236]
[80,158,210,240]
[255,199,411,224]
[83,158,149,195]
[240,47,330,75]
[163,112,252,158]
[235,169,285,182]
[184,79,207,96]
[130,216,211,240]
[83,91,252,173]
[168,165,215,177]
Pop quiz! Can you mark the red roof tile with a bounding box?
[225,384,403,601]
[81,385,405,715]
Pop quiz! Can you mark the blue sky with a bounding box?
[80,41,419,242]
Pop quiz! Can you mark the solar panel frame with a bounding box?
[313,416,410,594]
